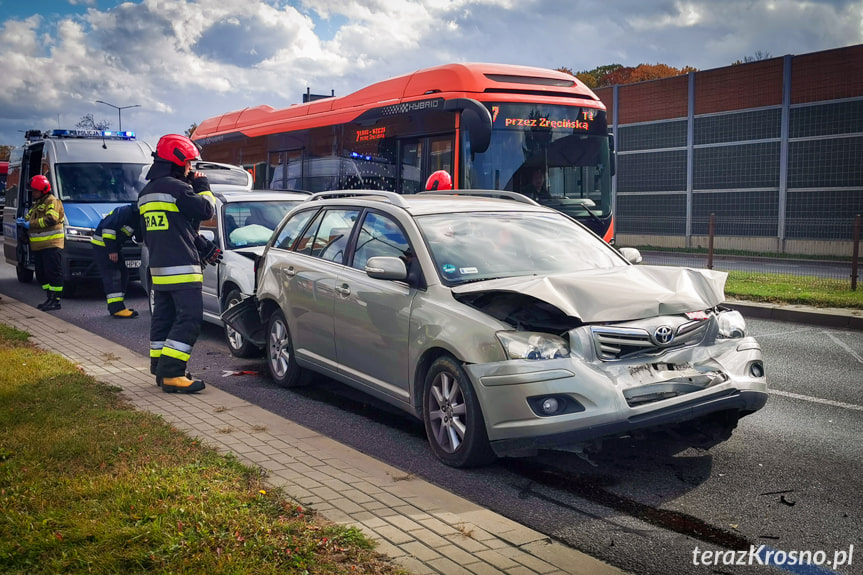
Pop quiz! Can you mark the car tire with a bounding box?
[266,308,309,388]
[16,264,33,283]
[223,288,261,358]
[422,355,496,468]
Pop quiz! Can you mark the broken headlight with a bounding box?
[496,331,569,360]
[716,310,746,339]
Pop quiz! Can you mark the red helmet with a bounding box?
[155,134,201,166]
[29,175,51,194]
[425,170,452,191]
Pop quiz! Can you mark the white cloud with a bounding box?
[0,0,860,147]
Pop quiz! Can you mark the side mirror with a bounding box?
[365,256,408,281]
[618,247,642,264]
[444,99,492,154]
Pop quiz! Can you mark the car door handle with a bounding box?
[335,284,351,297]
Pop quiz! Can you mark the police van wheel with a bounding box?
[16,265,33,283]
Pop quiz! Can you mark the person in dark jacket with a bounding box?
[138,134,221,394]
[91,203,140,318]
[17,175,65,311]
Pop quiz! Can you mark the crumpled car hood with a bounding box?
[451,265,727,323]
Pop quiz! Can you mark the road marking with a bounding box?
[824,331,863,364]
[769,389,863,412]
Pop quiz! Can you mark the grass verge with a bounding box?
[0,327,406,574]
[724,271,863,310]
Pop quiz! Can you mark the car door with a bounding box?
[273,207,360,372]
[200,213,221,321]
[333,210,415,401]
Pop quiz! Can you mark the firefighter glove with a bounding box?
[191,174,211,194]
[16,218,29,230]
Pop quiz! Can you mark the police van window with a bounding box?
[55,163,148,202]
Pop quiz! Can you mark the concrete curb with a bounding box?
[726,300,863,331]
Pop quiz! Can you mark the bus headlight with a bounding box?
[717,310,746,339]
[496,331,569,360]
[65,226,95,242]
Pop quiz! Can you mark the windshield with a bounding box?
[463,103,612,221]
[224,200,301,249]
[416,211,625,286]
[55,163,149,203]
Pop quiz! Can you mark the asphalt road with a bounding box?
[1,258,861,575]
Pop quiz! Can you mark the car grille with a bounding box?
[590,319,709,361]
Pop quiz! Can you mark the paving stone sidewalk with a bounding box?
[0,295,627,575]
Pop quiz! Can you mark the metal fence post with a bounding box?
[852,214,861,291]
[707,213,715,270]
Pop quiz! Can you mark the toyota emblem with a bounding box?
[653,325,675,345]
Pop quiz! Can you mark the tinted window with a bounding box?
[274,209,316,250]
[352,212,411,270]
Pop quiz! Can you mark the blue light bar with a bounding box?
[49,129,136,140]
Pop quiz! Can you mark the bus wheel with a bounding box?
[16,265,33,283]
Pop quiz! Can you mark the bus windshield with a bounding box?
[55,163,149,203]
[463,103,611,221]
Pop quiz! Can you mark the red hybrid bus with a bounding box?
[193,63,615,242]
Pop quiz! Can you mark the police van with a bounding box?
[3,129,153,293]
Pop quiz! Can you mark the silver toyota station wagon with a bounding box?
[226,190,767,468]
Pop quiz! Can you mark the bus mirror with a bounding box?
[444,99,492,154]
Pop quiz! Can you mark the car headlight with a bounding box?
[496,331,569,360]
[65,226,95,242]
[716,310,746,338]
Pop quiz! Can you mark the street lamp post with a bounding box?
[95,100,141,132]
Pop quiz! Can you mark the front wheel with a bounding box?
[16,264,33,283]
[223,288,261,358]
[266,309,309,388]
[422,355,495,468]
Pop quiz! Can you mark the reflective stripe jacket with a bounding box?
[138,161,215,291]
[26,192,65,251]
[91,203,139,253]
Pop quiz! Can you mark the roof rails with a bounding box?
[417,189,540,205]
[306,190,409,208]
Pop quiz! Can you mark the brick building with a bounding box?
[594,44,863,256]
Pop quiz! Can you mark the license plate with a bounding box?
[125,259,141,268]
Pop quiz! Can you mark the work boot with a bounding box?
[112,308,139,318]
[36,291,52,310]
[41,295,61,312]
[161,375,205,394]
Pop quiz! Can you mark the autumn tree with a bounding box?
[562,63,695,88]
[185,123,198,138]
[0,144,14,161]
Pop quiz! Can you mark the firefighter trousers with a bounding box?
[94,246,130,313]
[150,287,203,378]
[34,247,63,296]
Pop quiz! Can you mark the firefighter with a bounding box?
[138,134,221,394]
[91,203,140,318]
[425,170,452,191]
[17,175,65,311]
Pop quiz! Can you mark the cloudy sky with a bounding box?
[1,0,860,148]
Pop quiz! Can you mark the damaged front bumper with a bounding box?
[464,326,768,458]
